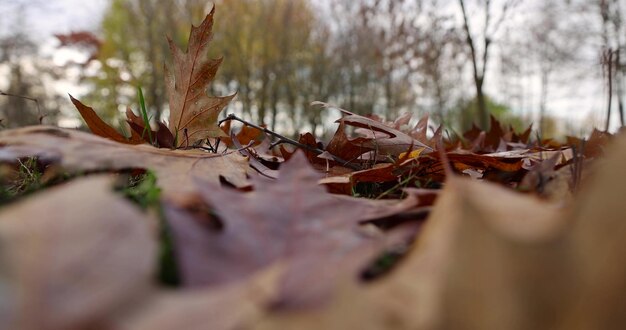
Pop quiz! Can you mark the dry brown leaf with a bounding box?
[319,163,398,195]
[431,177,569,330]
[254,176,565,330]
[562,131,626,329]
[326,120,371,164]
[0,175,157,330]
[260,132,626,330]
[115,266,282,330]
[70,95,144,145]
[166,7,235,145]
[340,110,431,156]
[312,101,430,156]
[168,152,418,308]
[0,126,250,205]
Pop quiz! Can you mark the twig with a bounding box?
[220,113,361,170]
[0,90,43,122]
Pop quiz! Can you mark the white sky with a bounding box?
[0,0,108,39]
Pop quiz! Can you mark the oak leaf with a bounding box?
[166,151,418,307]
[312,102,431,157]
[166,7,235,146]
[0,126,250,205]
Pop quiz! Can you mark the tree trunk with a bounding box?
[539,69,549,138]
[606,50,614,132]
[616,51,625,126]
[270,85,279,132]
[475,77,488,129]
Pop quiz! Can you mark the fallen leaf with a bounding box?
[255,176,566,330]
[562,131,626,329]
[319,163,398,195]
[166,7,235,145]
[312,101,430,156]
[340,111,431,156]
[0,126,250,205]
[325,121,370,164]
[0,175,157,330]
[115,266,281,330]
[411,114,429,141]
[167,151,418,308]
[220,123,265,148]
[70,95,144,145]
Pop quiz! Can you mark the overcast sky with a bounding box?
[0,0,108,40]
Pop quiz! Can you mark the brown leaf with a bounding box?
[70,95,144,145]
[326,120,370,163]
[0,126,250,205]
[166,8,235,146]
[115,266,281,330]
[562,131,626,328]
[262,132,626,330]
[0,176,157,330]
[567,129,612,159]
[410,114,429,142]
[312,102,430,156]
[220,123,265,148]
[340,111,431,156]
[167,151,417,308]
[257,175,566,330]
[428,176,568,330]
[319,163,398,195]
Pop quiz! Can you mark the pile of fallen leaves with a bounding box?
[1,9,625,330]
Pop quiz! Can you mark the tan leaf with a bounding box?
[0,126,250,205]
[115,266,282,330]
[166,7,235,146]
[0,176,157,330]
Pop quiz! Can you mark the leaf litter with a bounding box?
[0,7,625,330]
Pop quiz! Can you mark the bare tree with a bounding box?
[597,0,626,129]
[457,0,519,129]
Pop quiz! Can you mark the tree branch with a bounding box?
[0,90,43,122]
[220,113,362,170]
[458,0,481,82]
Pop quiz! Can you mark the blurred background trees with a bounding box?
[1,0,624,137]
[0,0,62,128]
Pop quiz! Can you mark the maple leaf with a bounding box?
[0,126,249,205]
[166,7,235,146]
[0,176,157,330]
[165,151,418,307]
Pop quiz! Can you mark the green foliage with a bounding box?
[137,86,154,145]
[453,95,529,132]
[121,171,161,209]
[0,158,75,206]
[0,157,43,204]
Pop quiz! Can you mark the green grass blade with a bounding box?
[137,86,154,145]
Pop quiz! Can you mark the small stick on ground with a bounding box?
[220,113,361,170]
[0,90,43,123]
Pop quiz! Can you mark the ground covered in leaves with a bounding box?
[1,9,625,330]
